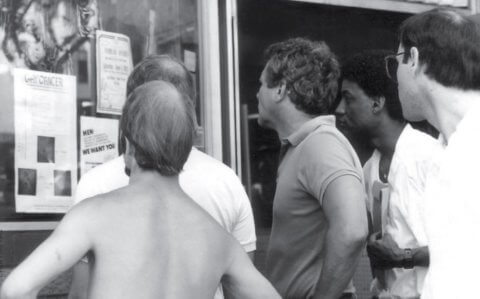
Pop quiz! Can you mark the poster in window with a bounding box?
[96,30,133,115]
[13,68,77,213]
[80,116,119,176]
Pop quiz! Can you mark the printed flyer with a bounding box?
[96,30,133,115]
[80,116,119,176]
[13,68,77,213]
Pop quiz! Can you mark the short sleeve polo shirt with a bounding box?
[265,115,363,298]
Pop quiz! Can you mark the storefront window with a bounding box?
[0,0,201,221]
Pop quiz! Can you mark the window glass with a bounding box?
[0,0,201,221]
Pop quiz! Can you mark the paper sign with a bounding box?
[13,68,77,213]
[80,116,119,176]
[96,30,133,115]
[184,50,196,72]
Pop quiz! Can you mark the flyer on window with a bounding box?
[80,116,119,176]
[13,68,77,213]
[96,30,133,115]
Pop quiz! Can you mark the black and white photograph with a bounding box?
[54,170,72,197]
[37,136,55,164]
[17,168,37,196]
[1,0,480,298]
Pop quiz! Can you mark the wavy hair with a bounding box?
[263,37,340,115]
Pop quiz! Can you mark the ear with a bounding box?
[123,138,137,175]
[125,138,132,156]
[124,138,136,162]
[274,81,288,103]
[372,96,386,114]
[409,46,421,74]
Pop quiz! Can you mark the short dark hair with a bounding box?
[399,8,480,90]
[342,50,404,121]
[120,81,194,176]
[120,55,195,154]
[263,37,340,115]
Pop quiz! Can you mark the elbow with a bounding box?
[1,284,17,299]
[1,280,16,299]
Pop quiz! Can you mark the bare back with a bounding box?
[84,177,235,299]
[0,173,279,299]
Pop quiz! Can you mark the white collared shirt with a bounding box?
[364,124,439,298]
[422,103,480,299]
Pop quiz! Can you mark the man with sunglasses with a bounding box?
[392,8,480,299]
[257,37,368,299]
[336,50,437,299]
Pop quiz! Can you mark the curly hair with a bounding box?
[342,50,404,121]
[263,37,340,115]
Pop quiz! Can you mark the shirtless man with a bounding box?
[0,81,280,299]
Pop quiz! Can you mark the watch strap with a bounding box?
[403,248,414,269]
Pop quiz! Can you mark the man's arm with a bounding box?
[0,206,92,299]
[222,244,280,299]
[367,232,429,269]
[313,175,368,299]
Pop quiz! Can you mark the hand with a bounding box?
[366,232,404,269]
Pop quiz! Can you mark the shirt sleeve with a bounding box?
[397,158,431,246]
[228,172,257,252]
[299,130,362,206]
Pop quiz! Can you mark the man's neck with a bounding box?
[274,110,318,140]
[370,119,406,157]
[424,84,480,142]
[129,167,180,192]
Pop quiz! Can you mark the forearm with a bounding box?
[0,273,39,299]
[313,230,366,299]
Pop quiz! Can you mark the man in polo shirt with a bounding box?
[257,37,368,299]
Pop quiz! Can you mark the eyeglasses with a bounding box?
[384,52,405,83]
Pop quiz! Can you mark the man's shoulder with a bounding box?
[396,125,440,160]
[185,148,242,181]
[303,124,352,150]
[75,156,129,204]
[390,125,440,182]
[299,124,358,163]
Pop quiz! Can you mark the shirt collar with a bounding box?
[284,115,336,147]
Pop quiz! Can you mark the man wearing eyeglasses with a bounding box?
[257,37,368,299]
[336,50,437,299]
[392,8,480,299]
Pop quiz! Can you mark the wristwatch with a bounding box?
[402,248,414,269]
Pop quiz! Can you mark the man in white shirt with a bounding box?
[336,50,438,299]
[68,55,256,299]
[392,9,480,299]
